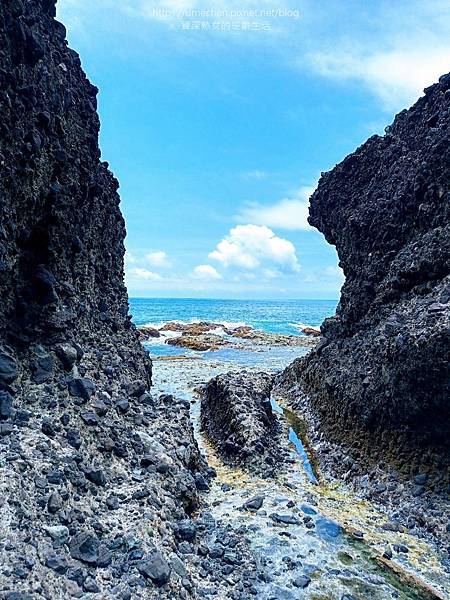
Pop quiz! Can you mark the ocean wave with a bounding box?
[141,319,248,330]
[289,322,316,333]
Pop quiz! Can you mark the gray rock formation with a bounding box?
[279,74,450,467]
[0,2,213,597]
[201,371,288,476]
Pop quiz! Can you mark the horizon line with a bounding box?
[128,296,340,302]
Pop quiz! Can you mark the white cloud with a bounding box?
[238,186,314,231]
[146,250,171,267]
[209,224,300,273]
[192,264,222,280]
[302,0,450,111]
[309,46,450,111]
[129,267,163,280]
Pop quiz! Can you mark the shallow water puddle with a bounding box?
[150,351,448,600]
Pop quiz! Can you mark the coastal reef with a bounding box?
[279,74,450,467]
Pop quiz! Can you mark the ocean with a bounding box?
[129,297,338,335]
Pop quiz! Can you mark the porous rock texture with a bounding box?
[0,1,217,598]
[279,74,450,468]
[201,372,288,476]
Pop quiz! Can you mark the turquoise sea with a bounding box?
[129,298,338,335]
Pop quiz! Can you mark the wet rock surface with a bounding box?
[200,371,289,476]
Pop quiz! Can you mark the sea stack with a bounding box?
[279,74,450,466]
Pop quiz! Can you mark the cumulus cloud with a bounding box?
[129,267,163,280]
[192,264,222,280]
[304,1,450,111]
[146,250,171,267]
[237,186,314,231]
[309,46,450,111]
[209,224,300,273]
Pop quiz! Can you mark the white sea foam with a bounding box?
[141,319,248,331]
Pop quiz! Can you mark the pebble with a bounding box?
[243,496,264,511]
[138,551,171,586]
[292,575,311,588]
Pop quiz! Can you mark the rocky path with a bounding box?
[150,353,449,600]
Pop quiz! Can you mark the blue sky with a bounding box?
[58,0,450,299]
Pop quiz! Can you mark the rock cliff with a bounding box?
[0,2,212,598]
[279,75,450,467]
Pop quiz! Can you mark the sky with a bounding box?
[57,0,450,299]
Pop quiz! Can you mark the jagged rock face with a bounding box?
[0,0,131,348]
[201,371,289,476]
[0,2,215,598]
[280,75,450,461]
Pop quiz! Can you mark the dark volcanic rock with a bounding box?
[138,551,171,586]
[200,371,286,476]
[0,1,215,597]
[278,76,450,467]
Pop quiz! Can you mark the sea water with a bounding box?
[129,297,338,335]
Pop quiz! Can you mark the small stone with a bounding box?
[176,520,197,542]
[127,380,147,397]
[383,546,393,559]
[47,492,63,513]
[85,466,106,486]
[0,423,13,436]
[293,575,311,589]
[270,513,300,525]
[414,473,428,485]
[243,496,264,511]
[116,399,129,413]
[69,531,111,566]
[68,378,95,401]
[44,525,69,544]
[393,544,409,553]
[55,344,78,370]
[66,428,82,449]
[45,553,69,574]
[412,485,425,497]
[106,495,120,510]
[81,411,99,426]
[83,577,100,593]
[90,399,108,416]
[169,553,187,577]
[41,418,56,437]
[194,474,209,491]
[0,391,13,420]
[138,551,171,586]
[0,349,18,384]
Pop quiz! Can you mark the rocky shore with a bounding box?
[138,321,319,352]
[276,73,450,558]
[1,1,448,598]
